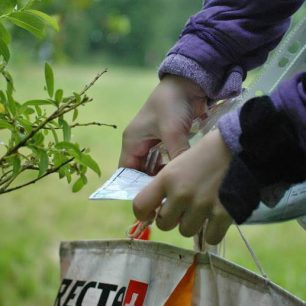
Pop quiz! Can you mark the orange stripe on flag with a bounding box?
[164,261,196,306]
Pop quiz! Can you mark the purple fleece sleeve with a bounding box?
[218,73,306,154]
[159,0,303,100]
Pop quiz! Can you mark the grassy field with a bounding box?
[0,64,305,305]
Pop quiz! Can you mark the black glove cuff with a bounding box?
[219,156,260,224]
[219,96,306,224]
[239,96,306,185]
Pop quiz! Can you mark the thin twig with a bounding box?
[0,166,29,190]
[79,69,108,96]
[0,169,13,181]
[39,121,117,129]
[0,172,14,186]
[0,174,17,191]
[69,121,116,128]
[55,96,92,119]
[0,163,42,188]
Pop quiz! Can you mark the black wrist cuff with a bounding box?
[239,96,306,185]
[219,156,260,224]
[219,96,306,224]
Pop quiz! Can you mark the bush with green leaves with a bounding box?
[0,0,114,194]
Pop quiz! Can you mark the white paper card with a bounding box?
[89,168,154,200]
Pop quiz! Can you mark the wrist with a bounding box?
[195,129,232,171]
[161,74,206,101]
[159,54,243,100]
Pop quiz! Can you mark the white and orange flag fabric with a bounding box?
[54,240,304,306]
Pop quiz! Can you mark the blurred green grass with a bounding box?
[0,64,305,305]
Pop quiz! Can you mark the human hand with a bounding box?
[119,75,207,173]
[133,129,233,244]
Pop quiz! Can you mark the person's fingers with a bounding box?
[119,128,142,169]
[119,132,160,171]
[118,151,142,170]
[205,201,232,245]
[178,204,210,237]
[133,176,166,222]
[162,130,190,160]
[155,198,185,231]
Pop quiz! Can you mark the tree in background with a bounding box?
[9,1,306,66]
[12,0,201,66]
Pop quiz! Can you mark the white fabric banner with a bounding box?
[54,240,304,306]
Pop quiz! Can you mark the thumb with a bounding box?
[162,130,190,160]
[133,176,166,222]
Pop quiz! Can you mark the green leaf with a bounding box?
[61,119,71,142]
[81,174,87,184]
[50,127,59,144]
[12,129,21,144]
[34,105,42,117]
[12,154,21,177]
[53,150,63,167]
[58,167,65,179]
[3,71,14,94]
[22,107,35,116]
[55,141,81,157]
[79,164,87,175]
[72,175,86,192]
[7,11,45,39]
[65,166,72,183]
[37,148,49,176]
[72,108,78,122]
[33,132,44,146]
[73,92,81,103]
[24,99,53,106]
[0,22,11,44]
[17,117,33,132]
[0,90,6,103]
[55,89,63,103]
[0,0,17,15]
[0,119,12,129]
[21,0,35,10]
[44,62,54,98]
[72,177,84,192]
[0,38,10,62]
[6,91,16,116]
[78,153,101,176]
[26,9,59,32]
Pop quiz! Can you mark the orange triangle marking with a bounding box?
[164,261,196,306]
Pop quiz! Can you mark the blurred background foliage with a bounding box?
[1,1,306,305]
[12,0,201,66]
[10,0,306,67]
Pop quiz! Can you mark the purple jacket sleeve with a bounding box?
[159,0,303,100]
[218,73,306,154]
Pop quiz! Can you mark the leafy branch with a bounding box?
[1,153,76,194]
[0,1,115,194]
[0,68,107,163]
